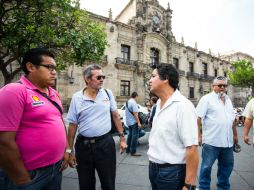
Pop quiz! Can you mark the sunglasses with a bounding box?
[217,84,228,88]
[96,75,106,80]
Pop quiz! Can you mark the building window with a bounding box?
[224,71,227,77]
[173,58,179,69]
[189,62,194,72]
[189,87,194,98]
[120,80,130,96]
[150,48,159,66]
[214,69,218,76]
[202,62,208,75]
[121,45,130,61]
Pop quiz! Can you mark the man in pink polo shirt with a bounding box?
[0,48,70,190]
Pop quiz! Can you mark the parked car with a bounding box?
[117,104,149,125]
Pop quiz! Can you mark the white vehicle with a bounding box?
[117,104,148,125]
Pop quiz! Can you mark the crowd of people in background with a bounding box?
[0,48,253,190]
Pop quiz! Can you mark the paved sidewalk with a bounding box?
[62,127,254,190]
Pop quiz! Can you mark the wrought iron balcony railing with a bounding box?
[199,74,214,81]
[177,69,185,76]
[115,57,137,66]
[187,72,200,78]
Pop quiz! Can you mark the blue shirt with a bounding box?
[196,91,235,147]
[125,98,139,126]
[67,88,117,137]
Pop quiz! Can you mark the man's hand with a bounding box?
[244,118,252,145]
[68,153,77,168]
[138,123,142,129]
[59,152,70,171]
[244,135,251,145]
[119,137,127,154]
[0,132,31,185]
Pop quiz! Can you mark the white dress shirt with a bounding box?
[196,91,235,147]
[147,90,198,164]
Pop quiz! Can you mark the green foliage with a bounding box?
[228,60,254,95]
[0,0,108,84]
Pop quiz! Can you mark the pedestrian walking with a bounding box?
[196,76,238,190]
[125,92,142,156]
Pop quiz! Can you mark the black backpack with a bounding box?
[126,101,146,124]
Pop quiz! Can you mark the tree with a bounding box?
[0,0,108,84]
[228,60,254,96]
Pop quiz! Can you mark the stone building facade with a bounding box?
[1,0,253,110]
[58,0,235,109]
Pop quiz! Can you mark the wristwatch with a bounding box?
[118,132,125,138]
[65,148,72,154]
[184,183,196,190]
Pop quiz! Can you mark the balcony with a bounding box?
[199,74,214,81]
[115,57,137,66]
[186,72,199,79]
[177,69,185,76]
[115,57,137,71]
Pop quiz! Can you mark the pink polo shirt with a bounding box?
[0,76,66,170]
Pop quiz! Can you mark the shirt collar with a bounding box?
[158,89,182,110]
[81,87,104,100]
[212,91,229,100]
[20,75,54,96]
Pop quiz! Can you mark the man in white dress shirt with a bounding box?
[196,76,238,190]
[147,63,199,190]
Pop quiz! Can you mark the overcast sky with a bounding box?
[80,0,254,57]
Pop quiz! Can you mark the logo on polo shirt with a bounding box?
[103,98,110,103]
[31,95,45,106]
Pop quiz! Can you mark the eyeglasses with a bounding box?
[217,84,228,88]
[96,75,106,80]
[38,64,57,72]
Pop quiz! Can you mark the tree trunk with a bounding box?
[1,67,22,86]
[4,75,13,85]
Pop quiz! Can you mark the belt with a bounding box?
[149,161,185,168]
[77,133,109,144]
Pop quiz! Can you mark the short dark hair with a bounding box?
[152,63,179,90]
[131,92,138,98]
[21,48,55,74]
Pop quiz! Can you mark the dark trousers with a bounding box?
[75,133,116,190]
[149,162,186,190]
[0,160,62,190]
[126,123,139,154]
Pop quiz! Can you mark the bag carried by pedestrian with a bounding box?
[126,101,146,124]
